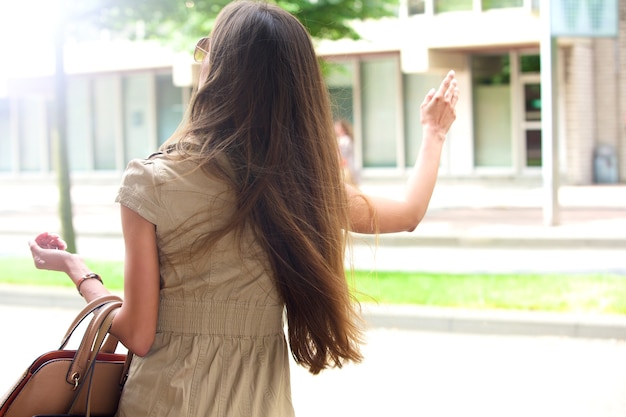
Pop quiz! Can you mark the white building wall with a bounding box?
[447,67,474,176]
[2,4,624,184]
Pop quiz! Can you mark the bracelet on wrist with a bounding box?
[76,273,103,296]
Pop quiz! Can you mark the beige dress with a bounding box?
[115,153,294,417]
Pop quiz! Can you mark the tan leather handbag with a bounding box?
[0,295,132,417]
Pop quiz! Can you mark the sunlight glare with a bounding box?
[0,0,60,79]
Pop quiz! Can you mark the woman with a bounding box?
[334,118,358,185]
[29,1,459,416]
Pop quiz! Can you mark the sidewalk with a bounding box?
[364,179,626,249]
[1,177,625,247]
[1,177,625,270]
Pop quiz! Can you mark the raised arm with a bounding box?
[349,70,459,234]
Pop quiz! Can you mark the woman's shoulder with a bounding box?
[122,152,187,185]
[135,150,194,171]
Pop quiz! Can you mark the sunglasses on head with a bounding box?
[194,37,210,63]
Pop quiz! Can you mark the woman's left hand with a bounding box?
[34,232,67,250]
[29,232,74,273]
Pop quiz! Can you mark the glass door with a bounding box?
[521,77,542,168]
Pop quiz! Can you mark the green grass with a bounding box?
[0,257,125,290]
[2,257,625,314]
[350,271,626,314]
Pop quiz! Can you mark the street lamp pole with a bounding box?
[540,0,560,227]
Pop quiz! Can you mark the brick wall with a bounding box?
[561,24,625,184]
[562,40,595,185]
[593,38,619,149]
[619,0,626,182]
[593,37,621,183]
[559,2,626,185]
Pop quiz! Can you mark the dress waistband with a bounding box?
[157,298,285,337]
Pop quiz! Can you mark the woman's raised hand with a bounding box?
[420,70,459,141]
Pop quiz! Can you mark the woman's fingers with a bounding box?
[444,71,459,102]
[436,70,455,97]
[420,70,459,136]
[29,232,71,271]
[447,80,459,106]
[34,232,67,250]
[424,70,458,106]
[421,88,437,106]
[28,238,72,272]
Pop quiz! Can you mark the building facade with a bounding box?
[0,0,624,185]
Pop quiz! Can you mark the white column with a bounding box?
[540,0,560,226]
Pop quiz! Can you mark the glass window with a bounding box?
[123,74,152,161]
[361,58,398,168]
[435,0,472,13]
[327,62,354,123]
[93,76,119,170]
[67,77,92,171]
[329,85,353,123]
[482,0,523,10]
[403,72,443,166]
[525,130,542,167]
[552,0,618,37]
[0,99,10,171]
[472,55,513,167]
[520,54,541,73]
[156,74,184,146]
[473,54,510,85]
[408,0,425,15]
[524,83,541,122]
[18,98,48,172]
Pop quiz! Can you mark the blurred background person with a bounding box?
[334,118,359,186]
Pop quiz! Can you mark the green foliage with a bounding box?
[62,0,398,51]
[274,0,396,40]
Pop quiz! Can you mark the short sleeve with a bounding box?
[115,157,162,225]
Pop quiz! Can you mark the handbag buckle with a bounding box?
[71,372,80,390]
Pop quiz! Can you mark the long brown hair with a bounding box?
[162,0,362,374]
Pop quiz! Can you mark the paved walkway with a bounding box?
[1,177,624,269]
[2,302,626,417]
[1,177,625,248]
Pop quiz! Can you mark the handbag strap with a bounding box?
[59,294,123,350]
[65,300,122,387]
[68,305,126,417]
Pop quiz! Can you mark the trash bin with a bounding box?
[593,144,618,184]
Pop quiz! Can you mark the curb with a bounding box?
[3,229,625,250]
[354,233,626,249]
[362,304,626,340]
[2,285,626,341]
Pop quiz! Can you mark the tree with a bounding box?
[54,0,77,253]
[68,0,397,45]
